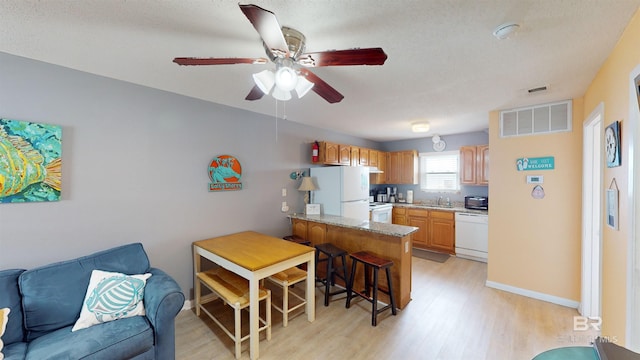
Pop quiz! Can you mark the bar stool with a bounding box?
[282,235,311,246]
[315,243,349,306]
[346,251,397,326]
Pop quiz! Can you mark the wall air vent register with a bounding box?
[500,100,572,138]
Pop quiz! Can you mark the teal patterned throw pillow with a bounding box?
[72,270,151,332]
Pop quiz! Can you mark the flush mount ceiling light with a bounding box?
[493,22,520,40]
[411,122,430,133]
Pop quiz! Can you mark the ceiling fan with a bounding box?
[173,3,388,103]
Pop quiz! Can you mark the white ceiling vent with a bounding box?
[500,100,572,138]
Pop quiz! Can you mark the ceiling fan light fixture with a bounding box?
[295,75,314,98]
[274,65,298,92]
[272,86,292,101]
[252,70,275,94]
[411,122,430,133]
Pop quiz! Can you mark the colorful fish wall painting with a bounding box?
[0,119,62,203]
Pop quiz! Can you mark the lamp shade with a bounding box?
[295,75,314,98]
[272,87,292,101]
[297,176,317,191]
[252,70,275,94]
[274,66,298,91]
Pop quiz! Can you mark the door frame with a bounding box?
[625,64,640,351]
[580,102,603,317]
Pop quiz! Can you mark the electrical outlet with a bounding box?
[281,201,289,212]
[282,188,287,197]
[405,241,409,253]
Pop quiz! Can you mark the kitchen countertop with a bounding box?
[391,202,489,215]
[288,213,418,237]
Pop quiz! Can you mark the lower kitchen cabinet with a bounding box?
[393,207,455,254]
[407,208,429,248]
[292,218,327,247]
[392,207,407,225]
[429,211,455,254]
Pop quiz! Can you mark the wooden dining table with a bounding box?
[193,231,316,359]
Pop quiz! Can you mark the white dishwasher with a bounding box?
[455,212,488,262]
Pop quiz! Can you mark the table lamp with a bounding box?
[297,176,317,205]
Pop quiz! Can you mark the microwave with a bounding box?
[464,196,488,210]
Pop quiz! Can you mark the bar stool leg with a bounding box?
[386,267,397,316]
[325,255,334,306]
[372,267,379,326]
[346,257,358,308]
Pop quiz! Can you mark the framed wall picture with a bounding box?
[605,121,621,167]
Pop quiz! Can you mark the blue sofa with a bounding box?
[0,243,185,360]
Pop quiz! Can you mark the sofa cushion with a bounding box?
[72,270,151,332]
[3,342,27,360]
[19,243,151,341]
[25,316,153,360]
[0,269,25,346]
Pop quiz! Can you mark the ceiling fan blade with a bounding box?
[245,85,265,101]
[173,57,268,66]
[239,4,290,58]
[298,48,388,67]
[299,68,344,103]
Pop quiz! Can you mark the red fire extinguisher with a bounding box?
[312,141,319,163]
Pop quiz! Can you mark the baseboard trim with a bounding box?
[485,280,580,309]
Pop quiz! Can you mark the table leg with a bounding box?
[193,247,201,315]
[249,276,260,360]
[306,255,315,322]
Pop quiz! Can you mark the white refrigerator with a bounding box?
[309,166,370,222]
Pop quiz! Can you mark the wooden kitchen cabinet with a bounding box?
[371,151,387,185]
[429,210,455,254]
[460,145,489,185]
[392,207,408,225]
[369,150,378,167]
[386,150,418,185]
[350,146,359,166]
[407,208,429,248]
[359,148,369,166]
[317,141,351,165]
[291,218,326,247]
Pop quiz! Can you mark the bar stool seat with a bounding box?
[315,243,349,306]
[346,251,397,326]
[282,235,311,246]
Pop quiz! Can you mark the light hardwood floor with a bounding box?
[175,255,598,359]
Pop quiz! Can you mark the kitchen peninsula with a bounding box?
[288,213,418,309]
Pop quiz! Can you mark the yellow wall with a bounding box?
[488,9,640,344]
[487,99,584,301]
[583,10,640,343]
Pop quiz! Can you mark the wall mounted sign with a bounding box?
[208,155,242,191]
[0,118,62,203]
[516,156,555,171]
[605,120,621,167]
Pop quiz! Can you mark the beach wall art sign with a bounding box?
[0,118,62,203]
[208,155,242,191]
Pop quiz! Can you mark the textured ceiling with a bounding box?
[1,1,639,141]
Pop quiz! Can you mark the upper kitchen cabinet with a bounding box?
[370,150,387,185]
[386,150,418,185]
[350,146,360,166]
[359,148,369,166]
[317,141,351,165]
[369,150,379,167]
[460,145,489,185]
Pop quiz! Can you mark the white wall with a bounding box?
[0,52,376,299]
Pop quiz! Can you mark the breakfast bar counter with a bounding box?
[288,214,418,309]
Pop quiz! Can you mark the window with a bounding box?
[419,151,460,192]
